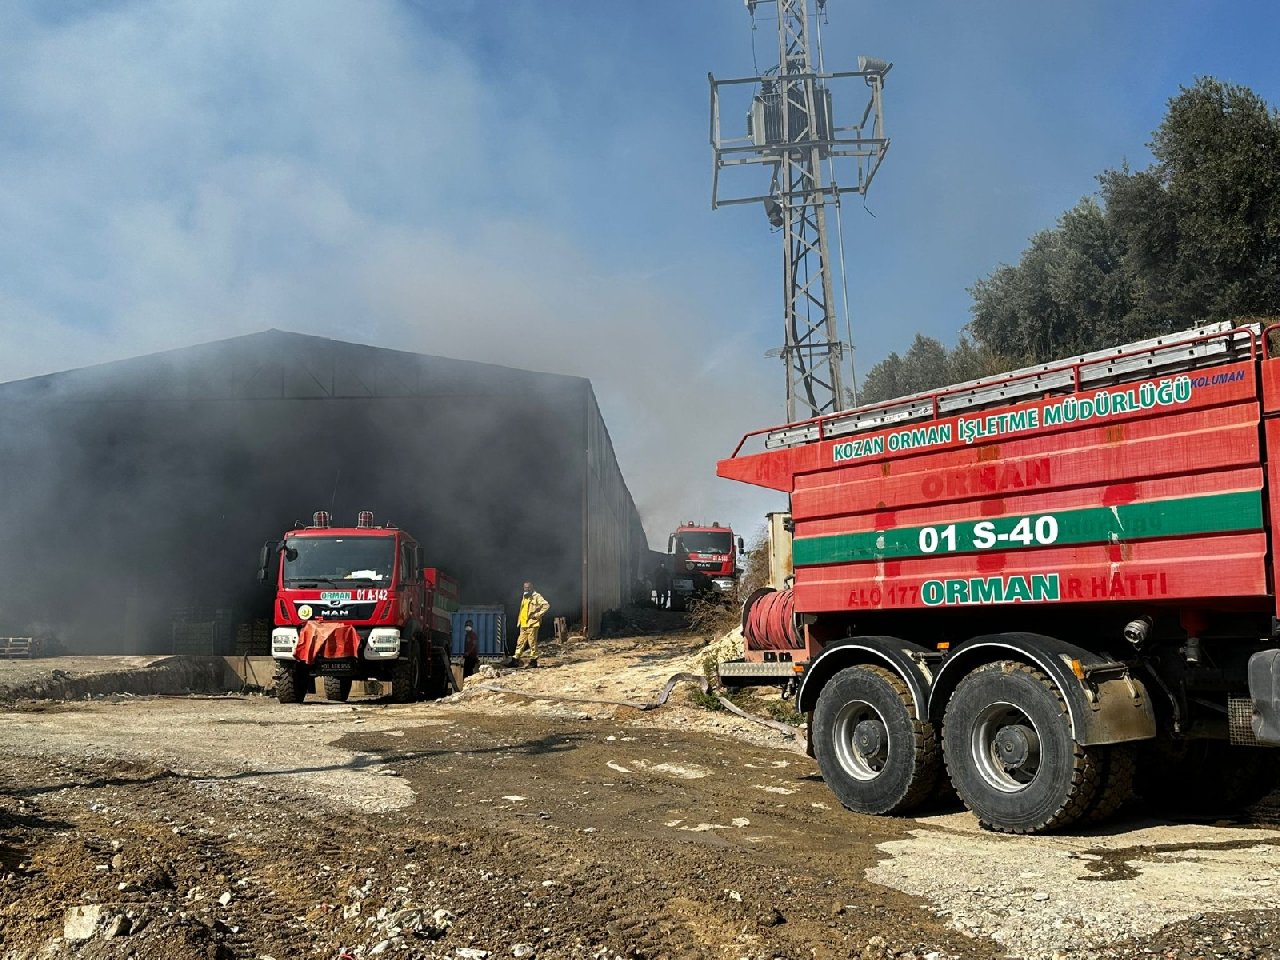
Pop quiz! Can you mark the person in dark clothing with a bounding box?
[653,560,671,609]
[462,619,480,678]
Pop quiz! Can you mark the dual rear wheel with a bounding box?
[813,659,1135,833]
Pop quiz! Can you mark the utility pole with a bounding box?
[710,0,891,422]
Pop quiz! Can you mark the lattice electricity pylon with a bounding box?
[709,0,890,421]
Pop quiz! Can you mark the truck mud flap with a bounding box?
[1082,671,1159,745]
[1248,649,1280,746]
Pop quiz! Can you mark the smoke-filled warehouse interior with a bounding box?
[0,329,649,653]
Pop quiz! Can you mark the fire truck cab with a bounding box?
[259,510,456,704]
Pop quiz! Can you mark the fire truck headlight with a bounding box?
[365,628,402,659]
[271,628,299,659]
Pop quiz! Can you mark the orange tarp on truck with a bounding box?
[294,621,360,665]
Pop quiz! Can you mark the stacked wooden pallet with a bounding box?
[0,637,37,659]
[170,608,232,654]
[235,620,272,656]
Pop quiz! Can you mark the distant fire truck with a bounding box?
[259,511,456,704]
[666,521,745,609]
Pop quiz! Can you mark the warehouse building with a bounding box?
[0,330,648,653]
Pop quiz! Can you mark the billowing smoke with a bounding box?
[0,334,651,650]
[0,2,791,649]
[0,0,785,560]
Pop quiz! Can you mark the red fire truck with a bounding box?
[719,322,1280,833]
[666,521,745,608]
[259,511,456,705]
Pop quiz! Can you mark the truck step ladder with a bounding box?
[767,322,1259,449]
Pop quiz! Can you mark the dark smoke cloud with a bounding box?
[0,334,647,651]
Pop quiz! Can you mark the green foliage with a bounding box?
[858,333,1005,405]
[860,77,1280,402]
[689,685,722,712]
[969,197,1136,363]
[765,697,805,726]
[969,77,1280,366]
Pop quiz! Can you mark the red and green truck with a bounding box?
[259,511,457,704]
[719,322,1280,832]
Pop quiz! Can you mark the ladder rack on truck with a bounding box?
[718,321,1280,835]
[752,322,1258,450]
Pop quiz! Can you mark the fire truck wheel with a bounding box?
[812,664,940,815]
[943,661,1103,834]
[323,676,352,702]
[425,646,451,699]
[390,651,420,704]
[1080,744,1137,825]
[276,665,307,704]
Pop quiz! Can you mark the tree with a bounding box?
[1102,77,1280,328]
[858,351,904,405]
[857,78,1280,408]
[969,197,1133,364]
[856,334,1005,405]
[947,335,1006,384]
[969,77,1280,364]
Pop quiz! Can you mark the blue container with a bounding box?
[450,606,507,658]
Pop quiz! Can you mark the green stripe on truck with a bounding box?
[792,489,1263,567]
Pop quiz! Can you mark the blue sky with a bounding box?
[1,1,1277,541]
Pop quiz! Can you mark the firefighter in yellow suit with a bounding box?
[514,581,550,668]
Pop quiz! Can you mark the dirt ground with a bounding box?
[2,628,1280,960]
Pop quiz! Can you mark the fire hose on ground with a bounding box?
[468,671,805,747]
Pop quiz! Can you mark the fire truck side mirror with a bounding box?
[737,536,745,552]
[667,534,675,553]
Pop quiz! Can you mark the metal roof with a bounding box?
[0,329,589,404]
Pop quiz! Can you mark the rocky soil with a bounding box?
[1,626,1279,959]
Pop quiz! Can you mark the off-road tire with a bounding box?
[1137,741,1280,815]
[812,664,940,815]
[390,649,420,704]
[276,665,307,704]
[942,661,1102,834]
[422,645,452,699]
[323,676,352,702]
[1081,745,1137,825]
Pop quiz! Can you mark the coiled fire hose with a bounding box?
[741,588,801,652]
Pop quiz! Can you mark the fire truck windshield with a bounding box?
[282,536,396,585]
[679,531,733,554]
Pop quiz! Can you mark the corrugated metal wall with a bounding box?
[582,385,647,635]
